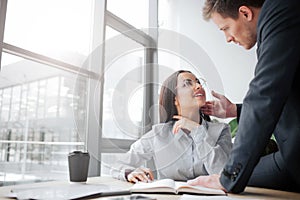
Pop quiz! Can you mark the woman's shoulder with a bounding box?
[201,121,231,146]
[139,122,173,139]
[151,121,173,134]
[205,120,230,136]
[137,122,173,144]
[206,120,229,128]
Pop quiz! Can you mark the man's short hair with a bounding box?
[203,0,265,21]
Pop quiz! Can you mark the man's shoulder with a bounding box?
[260,0,299,22]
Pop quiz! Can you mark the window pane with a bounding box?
[0,53,88,185]
[103,27,144,140]
[107,0,149,29]
[4,0,93,66]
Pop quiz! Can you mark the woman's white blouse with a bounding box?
[110,120,232,181]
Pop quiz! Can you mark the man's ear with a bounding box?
[238,6,253,21]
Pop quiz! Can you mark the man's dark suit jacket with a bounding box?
[220,0,300,193]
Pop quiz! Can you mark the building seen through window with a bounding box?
[0,56,87,185]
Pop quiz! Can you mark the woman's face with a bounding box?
[175,72,206,111]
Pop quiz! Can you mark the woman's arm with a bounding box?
[110,133,154,181]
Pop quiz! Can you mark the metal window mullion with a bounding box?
[35,81,40,119]
[17,85,22,121]
[0,0,8,70]
[0,89,3,121]
[106,10,155,47]
[42,81,46,119]
[56,76,61,118]
[142,0,158,135]
[85,0,106,176]
[2,43,99,80]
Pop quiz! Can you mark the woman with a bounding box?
[110,70,232,183]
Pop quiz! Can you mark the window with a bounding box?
[0,0,158,185]
[99,1,158,176]
[107,0,149,30]
[4,0,92,66]
[0,0,94,185]
[103,26,145,140]
[0,53,87,185]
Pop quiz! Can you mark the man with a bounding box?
[188,0,300,193]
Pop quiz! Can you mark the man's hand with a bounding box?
[172,115,200,134]
[187,174,226,192]
[201,91,237,118]
[127,168,154,183]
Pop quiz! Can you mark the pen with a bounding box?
[145,172,153,183]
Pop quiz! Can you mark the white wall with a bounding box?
[159,0,257,103]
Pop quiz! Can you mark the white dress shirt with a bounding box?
[110,120,232,181]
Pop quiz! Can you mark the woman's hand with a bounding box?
[172,115,200,134]
[127,168,154,183]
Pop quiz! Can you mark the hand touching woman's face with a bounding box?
[175,72,206,112]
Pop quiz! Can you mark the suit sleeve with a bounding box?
[236,104,242,123]
[220,0,300,193]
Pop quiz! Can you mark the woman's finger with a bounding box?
[146,171,154,181]
[142,168,154,181]
[128,174,139,183]
[173,115,182,120]
[172,121,178,133]
[137,174,148,182]
[174,124,181,134]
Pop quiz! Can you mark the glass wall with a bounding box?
[0,0,94,186]
[0,53,87,185]
[0,0,157,185]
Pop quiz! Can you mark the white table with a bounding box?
[0,176,299,199]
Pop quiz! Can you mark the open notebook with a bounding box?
[9,179,225,199]
[130,179,226,195]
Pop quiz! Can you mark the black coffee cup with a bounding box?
[68,151,90,182]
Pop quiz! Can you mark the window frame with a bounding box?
[95,0,158,176]
[0,0,158,180]
[0,0,8,69]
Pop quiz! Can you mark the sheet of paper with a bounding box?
[11,183,130,200]
[180,194,255,200]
